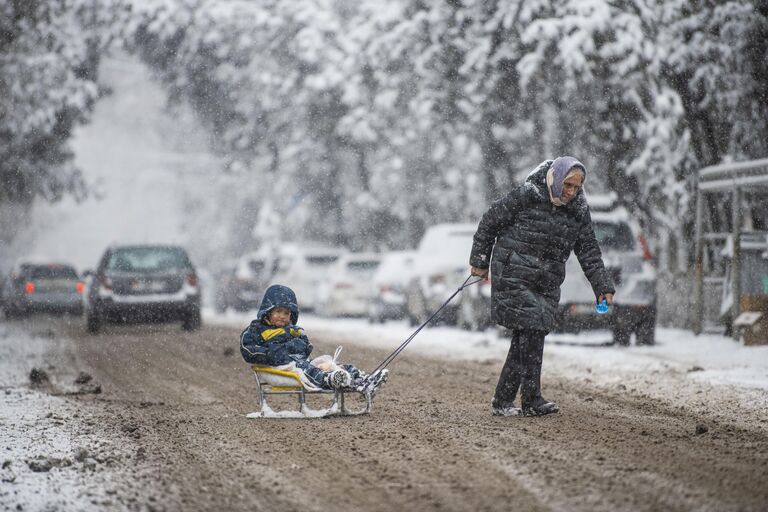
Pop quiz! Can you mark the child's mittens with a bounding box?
[285,338,311,357]
[266,344,290,363]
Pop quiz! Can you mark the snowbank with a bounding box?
[207,308,768,395]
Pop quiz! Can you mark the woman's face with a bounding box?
[561,171,584,203]
[268,306,291,327]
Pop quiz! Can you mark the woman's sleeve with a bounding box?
[573,208,616,298]
[469,188,523,269]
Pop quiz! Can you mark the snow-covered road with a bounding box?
[1,313,767,511]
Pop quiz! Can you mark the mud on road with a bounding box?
[3,318,767,511]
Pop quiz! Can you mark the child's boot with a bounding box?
[359,369,389,399]
[325,369,352,389]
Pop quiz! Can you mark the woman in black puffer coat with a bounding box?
[469,156,615,417]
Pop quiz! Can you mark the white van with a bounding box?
[267,244,346,312]
[368,250,416,323]
[405,223,476,326]
[317,252,381,317]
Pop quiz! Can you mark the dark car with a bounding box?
[84,245,201,333]
[1,261,85,318]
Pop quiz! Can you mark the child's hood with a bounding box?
[257,284,300,324]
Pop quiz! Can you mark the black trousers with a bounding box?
[492,329,546,408]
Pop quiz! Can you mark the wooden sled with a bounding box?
[246,364,373,418]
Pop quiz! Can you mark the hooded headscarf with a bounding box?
[546,156,586,206]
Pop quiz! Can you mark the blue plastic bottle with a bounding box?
[595,298,609,314]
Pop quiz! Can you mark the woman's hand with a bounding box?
[598,292,614,305]
[470,266,489,278]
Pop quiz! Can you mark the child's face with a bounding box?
[268,306,291,327]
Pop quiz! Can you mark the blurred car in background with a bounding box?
[214,250,276,313]
[317,252,381,317]
[456,275,493,331]
[268,245,345,312]
[212,259,240,312]
[368,250,415,323]
[556,198,657,345]
[84,244,201,333]
[1,261,84,318]
[405,223,477,326]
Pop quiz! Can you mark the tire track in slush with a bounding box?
[50,320,768,512]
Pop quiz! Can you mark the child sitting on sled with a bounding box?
[239,284,388,396]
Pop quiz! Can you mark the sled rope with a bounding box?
[369,275,483,376]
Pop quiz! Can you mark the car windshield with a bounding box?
[593,221,635,251]
[106,247,190,272]
[248,260,265,273]
[28,265,78,279]
[347,261,380,274]
[305,255,339,267]
[421,230,475,266]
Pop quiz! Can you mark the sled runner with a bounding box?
[246,364,383,419]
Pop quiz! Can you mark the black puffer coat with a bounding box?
[469,160,615,332]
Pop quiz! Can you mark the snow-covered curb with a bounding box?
[204,310,768,403]
[0,322,135,511]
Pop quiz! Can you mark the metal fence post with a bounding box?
[693,186,704,335]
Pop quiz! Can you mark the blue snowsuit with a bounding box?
[239,284,358,388]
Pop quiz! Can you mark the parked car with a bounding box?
[555,203,657,345]
[405,223,477,326]
[214,251,276,313]
[84,244,201,333]
[212,259,239,312]
[456,275,493,331]
[1,261,84,317]
[368,250,415,323]
[317,252,382,317]
[267,245,345,312]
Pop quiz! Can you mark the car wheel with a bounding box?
[182,308,202,331]
[86,309,102,334]
[613,326,631,346]
[635,312,656,346]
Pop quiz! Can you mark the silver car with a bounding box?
[1,261,84,318]
[556,203,657,345]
